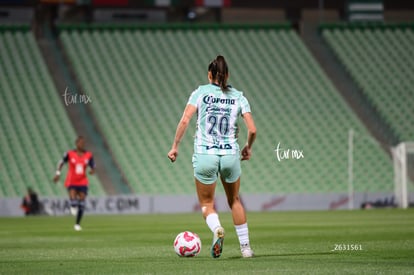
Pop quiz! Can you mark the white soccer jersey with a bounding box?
[187,83,251,155]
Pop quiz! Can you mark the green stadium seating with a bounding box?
[0,29,106,198]
[322,26,414,142]
[59,24,394,195]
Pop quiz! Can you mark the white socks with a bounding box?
[206,213,221,232]
[206,214,250,246]
[235,223,250,246]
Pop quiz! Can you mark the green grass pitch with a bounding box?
[1,209,413,274]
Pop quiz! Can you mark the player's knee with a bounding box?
[227,195,240,209]
[78,200,86,211]
[70,199,78,207]
[200,204,215,218]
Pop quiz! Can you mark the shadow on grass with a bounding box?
[226,251,335,260]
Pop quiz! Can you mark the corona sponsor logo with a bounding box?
[203,95,235,105]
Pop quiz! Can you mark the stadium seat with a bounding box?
[322,25,414,142]
[0,28,106,198]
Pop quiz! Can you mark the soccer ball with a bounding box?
[173,231,202,257]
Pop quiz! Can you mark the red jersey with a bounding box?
[61,150,95,187]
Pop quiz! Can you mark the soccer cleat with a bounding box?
[70,207,78,216]
[240,243,254,258]
[211,226,225,258]
[74,224,82,231]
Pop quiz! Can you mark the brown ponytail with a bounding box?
[208,55,229,91]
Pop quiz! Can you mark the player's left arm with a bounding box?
[168,104,197,162]
[88,156,96,175]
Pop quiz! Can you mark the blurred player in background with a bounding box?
[53,136,95,231]
[21,187,41,216]
[168,55,257,258]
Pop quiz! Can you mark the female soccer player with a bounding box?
[53,136,95,231]
[168,55,257,258]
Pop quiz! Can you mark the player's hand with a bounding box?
[241,145,252,161]
[168,149,178,162]
[89,169,95,175]
[53,175,60,183]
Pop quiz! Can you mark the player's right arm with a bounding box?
[241,112,257,161]
[53,152,69,183]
